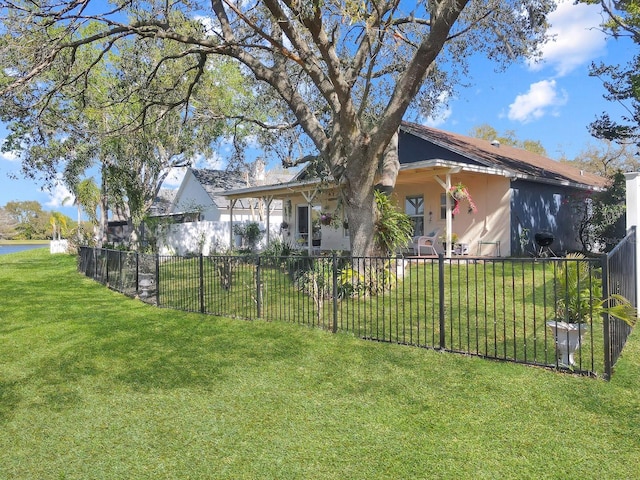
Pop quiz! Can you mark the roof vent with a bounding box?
[491,140,500,147]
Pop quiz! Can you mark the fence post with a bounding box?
[155,253,160,306]
[438,253,446,350]
[332,252,338,333]
[135,252,140,296]
[199,254,205,314]
[602,254,612,380]
[256,255,262,318]
[118,250,123,291]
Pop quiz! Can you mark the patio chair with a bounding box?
[413,228,440,256]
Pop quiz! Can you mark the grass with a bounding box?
[149,254,604,372]
[2,249,640,479]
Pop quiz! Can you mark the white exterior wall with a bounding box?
[50,240,69,254]
[625,172,640,303]
[157,220,282,256]
[319,224,350,251]
[171,170,221,221]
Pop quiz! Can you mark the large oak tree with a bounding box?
[0,0,556,256]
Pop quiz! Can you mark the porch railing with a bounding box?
[78,228,636,379]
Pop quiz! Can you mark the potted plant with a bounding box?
[440,231,458,251]
[232,224,245,248]
[243,222,264,251]
[373,190,413,256]
[320,212,333,226]
[547,253,637,366]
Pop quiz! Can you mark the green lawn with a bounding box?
[2,249,640,479]
[150,255,604,372]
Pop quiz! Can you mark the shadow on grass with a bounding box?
[0,251,309,421]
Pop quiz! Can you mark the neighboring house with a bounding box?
[170,164,292,223]
[149,188,177,216]
[150,164,295,255]
[222,122,607,256]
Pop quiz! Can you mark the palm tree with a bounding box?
[64,178,101,226]
[49,211,68,240]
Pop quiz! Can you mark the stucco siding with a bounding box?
[394,174,511,256]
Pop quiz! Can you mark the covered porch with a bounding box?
[222,160,513,257]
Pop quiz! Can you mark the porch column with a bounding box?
[301,189,319,256]
[435,167,461,257]
[625,172,640,304]
[445,175,453,257]
[264,196,273,245]
[229,198,237,250]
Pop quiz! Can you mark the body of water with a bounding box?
[0,244,49,255]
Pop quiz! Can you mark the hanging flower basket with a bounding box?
[449,183,478,215]
[320,213,333,226]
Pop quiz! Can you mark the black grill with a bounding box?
[534,231,554,247]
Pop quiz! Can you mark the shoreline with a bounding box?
[0,239,50,245]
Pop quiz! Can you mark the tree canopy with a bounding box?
[0,1,557,255]
[581,1,640,149]
[0,200,73,240]
[469,124,548,155]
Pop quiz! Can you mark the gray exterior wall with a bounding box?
[510,179,584,255]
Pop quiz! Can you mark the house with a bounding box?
[222,122,607,257]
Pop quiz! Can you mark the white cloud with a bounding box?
[531,0,607,76]
[0,150,18,162]
[424,105,453,127]
[200,151,226,170]
[45,179,73,208]
[194,15,219,36]
[163,167,187,188]
[422,92,453,127]
[0,139,19,162]
[507,79,568,123]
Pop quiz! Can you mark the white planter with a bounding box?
[546,321,587,366]
[139,273,155,298]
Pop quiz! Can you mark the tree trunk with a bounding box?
[343,188,377,258]
[340,133,400,258]
[98,173,108,248]
[376,132,400,192]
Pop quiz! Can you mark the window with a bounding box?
[296,204,322,247]
[440,193,447,220]
[297,205,309,234]
[405,195,424,236]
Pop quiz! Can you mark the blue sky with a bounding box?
[0,0,634,219]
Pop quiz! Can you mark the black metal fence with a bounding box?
[78,228,636,379]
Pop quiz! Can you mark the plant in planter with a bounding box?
[233,222,264,251]
[319,212,333,226]
[243,222,264,251]
[232,223,246,248]
[373,190,413,256]
[548,253,637,366]
[440,231,458,251]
